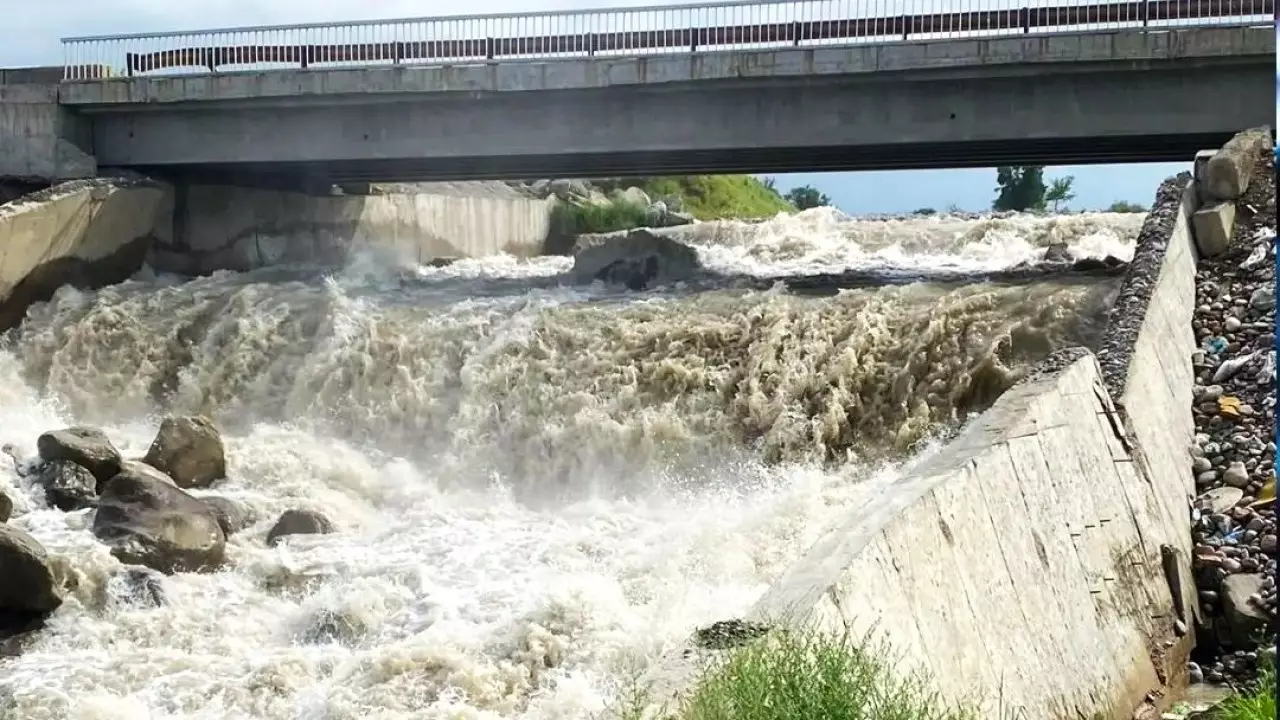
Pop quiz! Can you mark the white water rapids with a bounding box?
[0,208,1141,719]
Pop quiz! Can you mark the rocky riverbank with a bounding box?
[1187,138,1277,686]
[0,417,336,655]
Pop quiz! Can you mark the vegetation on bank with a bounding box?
[612,626,976,720]
[550,199,650,237]
[619,175,796,220]
[1214,651,1275,720]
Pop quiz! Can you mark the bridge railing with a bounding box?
[60,0,1273,80]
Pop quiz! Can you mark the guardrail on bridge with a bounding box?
[60,0,1273,80]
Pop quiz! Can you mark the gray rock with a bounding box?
[1222,462,1250,488]
[571,229,701,290]
[1250,284,1276,311]
[92,465,226,574]
[0,524,63,627]
[1202,127,1270,201]
[142,416,227,490]
[1220,573,1268,647]
[201,496,254,536]
[1042,243,1072,264]
[34,460,97,511]
[1198,487,1244,514]
[37,427,122,489]
[1192,201,1236,257]
[616,186,651,208]
[266,509,335,547]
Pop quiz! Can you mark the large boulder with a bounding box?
[34,460,98,511]
[266,509,335,547]
[142,416,227,490]
[92,465,226,574]
[0,524,63,635]
[1201,128,1272,202]
[0,492,11,523]
[571,229,701,290]
[201,496,255,537]
[37,427,122,489]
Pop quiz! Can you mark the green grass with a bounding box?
[1214,653,1276,720]
[550,199,650,235]
[600,176,794,221]
[610,626,977,720]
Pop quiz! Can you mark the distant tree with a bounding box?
[785,185,832,210]
[1106,200,1148,213]
[762,176,777,191]
[945,203,964,214]
[913,207,937,215]
[992,166,1047,212]
[1044,176,1076,212]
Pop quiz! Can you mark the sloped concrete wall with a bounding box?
[152,183,555,274]
[649,177,1200,720]
[0,178,173,329]
[741,351,1181,719]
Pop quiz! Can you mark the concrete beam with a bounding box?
[59,26,1273,107]
[86,61,1272,180]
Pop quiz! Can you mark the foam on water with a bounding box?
[0,209,1143,719]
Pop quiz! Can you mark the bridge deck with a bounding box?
[61,0,1272,80]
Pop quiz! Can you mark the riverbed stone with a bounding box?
[142,416,226,490]
[0,524,63,636]
[34,460,97,511]
[266,509,334,547]
[93,465,226,574]
[36,427,122,489]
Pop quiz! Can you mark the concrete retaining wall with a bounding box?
[0,178,172,329]
[151,183,555,274]
[650,177,1201,719]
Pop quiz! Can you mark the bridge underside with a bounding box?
[87,57,1272,184]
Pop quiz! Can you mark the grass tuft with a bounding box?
[1214,651,1276,720]
[608,625,977,720]
[551,200,651,235]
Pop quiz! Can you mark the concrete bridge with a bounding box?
[3,0,1275,184]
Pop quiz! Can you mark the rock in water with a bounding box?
[1042,243,1072,264]
[571,229,701,290]
[143,416,227,490]
[266,509,335,547]
[36,427,122,490]
[35,460,98,511]
[0,492,11,523]
[106,567,166,608]
[0,524,63,634]
[92,465,226,574]
[201,496,254,536]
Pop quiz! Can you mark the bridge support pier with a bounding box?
[0,83,96,183]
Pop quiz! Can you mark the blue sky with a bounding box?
[4,0,1197,214]
[770,162,1185,214]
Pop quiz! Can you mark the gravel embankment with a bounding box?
[1188,146,1277,686]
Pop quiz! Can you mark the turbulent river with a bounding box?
[0,208,1141,719]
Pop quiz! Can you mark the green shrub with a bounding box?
[597,176,793,221]
[612,626,976,720]
[1105,200,1148,213]
[550,200,650,235]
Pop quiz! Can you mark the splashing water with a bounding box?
[0,209,1141,719]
